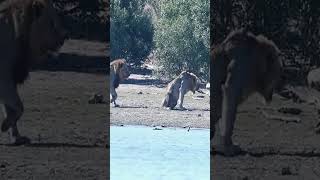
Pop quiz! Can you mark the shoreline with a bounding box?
[110,123,210,130]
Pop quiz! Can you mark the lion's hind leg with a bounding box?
[169,98,178,110]
[162,93,177,110]
[178,81,188,110]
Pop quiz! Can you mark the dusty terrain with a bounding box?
[0,40,108,179]
[212,90,320,180]
[110,74,210,129]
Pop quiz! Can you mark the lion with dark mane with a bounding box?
[211,29,282,156]
[0,0,66,145]
[110,59,130,107]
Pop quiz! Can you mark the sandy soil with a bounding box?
[110,74,210,129]
[211,91,320,179]
[0,40,109,179]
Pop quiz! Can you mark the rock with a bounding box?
[278,87,306,103]
[73,99,81,104]
[281,167,292,175]
[242,176,249,180]
[0,162,9,169]
[88,93,104,104]
[278,107,302,115]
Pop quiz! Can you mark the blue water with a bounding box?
[110,125,210,180]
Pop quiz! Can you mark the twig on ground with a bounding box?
[261,110,301,123]
[196,90,205,94]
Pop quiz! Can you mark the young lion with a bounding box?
[110,59,130,107]
[211,29,282,156]
[162,71,203,110]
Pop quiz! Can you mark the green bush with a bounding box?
[153,0,209,81]
[110,0,154,65]
[211,0,320,68]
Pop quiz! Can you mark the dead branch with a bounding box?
[261,110,301,123]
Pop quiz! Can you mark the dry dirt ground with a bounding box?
[110,74,210,129]
[0,40,108,180]
[212,90,320,180]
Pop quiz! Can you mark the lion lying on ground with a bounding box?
[162,71,204,110]
[0,0,66,145]
[211,29,282,156]
[110,59,130,107]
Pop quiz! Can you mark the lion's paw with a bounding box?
[179,106,187,111]
[12,136,31,146]
[211,144,242,157]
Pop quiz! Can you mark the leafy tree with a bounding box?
[110,0,154,65]
[212,0,320,71]
[153,0,209,81]
[53,0,108,41]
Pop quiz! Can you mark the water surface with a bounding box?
[111,125,209,180]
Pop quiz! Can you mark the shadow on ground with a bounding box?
[33,53,107,74]
[0,142,103,148]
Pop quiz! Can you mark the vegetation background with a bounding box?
[53,0,109,42]
[51,0,320,83]
[110,0,210,81]
[211,0,320,85]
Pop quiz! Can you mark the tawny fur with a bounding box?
[162,71,201,110]
[110,59,130,107]
[211,29,282,156]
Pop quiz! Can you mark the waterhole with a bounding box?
[111,125,209,180]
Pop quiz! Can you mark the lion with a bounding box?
[161,71,204,110]
[211,29,282,156]
[110,59,130,107]
[0,0,67,145]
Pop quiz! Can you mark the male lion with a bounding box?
[110,59,130,107]
[0,0,66,145]
[211,29,282,156]
[162,71,203,110]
